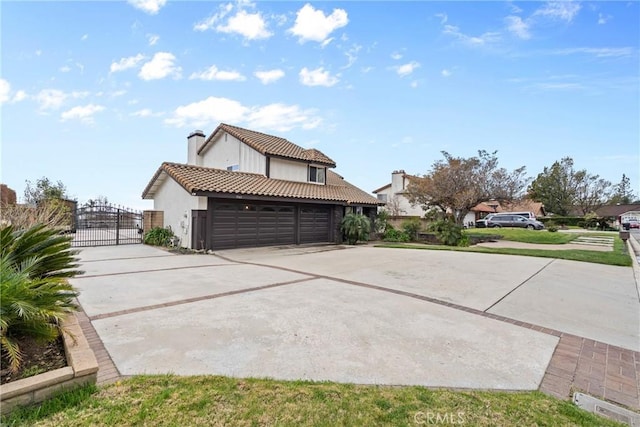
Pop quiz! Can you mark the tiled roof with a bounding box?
[595,204,640,217]
[142,162,380,206]
[198,123,336,167]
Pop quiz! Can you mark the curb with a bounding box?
[627,235,640,302]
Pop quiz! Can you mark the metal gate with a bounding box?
[71,203,143,247]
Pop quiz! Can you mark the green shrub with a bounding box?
[383,228,410,242]
[537,216,583,227]
[546,221,559,232]
[0,224,81,372]
[340,213,371,245]
[401,218,422,241]
[428,219,466,246]
[374,210,390,234]
[144,227,176,246]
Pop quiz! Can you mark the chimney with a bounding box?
[391,170,406,193]
[187,130,205,166]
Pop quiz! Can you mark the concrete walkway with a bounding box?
[70,241,640,411]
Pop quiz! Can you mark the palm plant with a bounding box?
[1,224,83,280]
[1,224,82,372]
[340,213,371,245]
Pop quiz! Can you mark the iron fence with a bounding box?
[71,203,143,247]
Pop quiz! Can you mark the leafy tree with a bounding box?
[24,177,67,205]
[573,171,611,215]
[406,150,528,225]
[528,157,612,215]
[609,174,637,205]
[340,213,371,245]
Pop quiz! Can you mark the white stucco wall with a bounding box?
[269,158,308,182]
[153,175,206,249]
[198,133,266,174]
[376,186,424,217]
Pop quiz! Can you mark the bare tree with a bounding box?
[383,195,406,217]
[406,151,528,225]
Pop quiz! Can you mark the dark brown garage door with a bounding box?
[211,203,295,249]
[300,207,331,244]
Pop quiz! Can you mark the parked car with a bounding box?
[476,212,538,228]
[484,214,545,230]
[622,219,639,230]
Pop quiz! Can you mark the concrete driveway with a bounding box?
[71,244,639,393]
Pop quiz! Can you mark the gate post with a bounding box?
[116,208,121,245]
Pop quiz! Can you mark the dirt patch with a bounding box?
[1,335,67,384]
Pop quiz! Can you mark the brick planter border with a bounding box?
[0,313,99,415]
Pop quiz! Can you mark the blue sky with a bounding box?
[1,1,638,210]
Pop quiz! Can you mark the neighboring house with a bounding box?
[594,204,640,228]
[372,170,424,217]
[142,123,380,250]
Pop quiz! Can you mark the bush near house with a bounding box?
[340,213,371,245]
[144,227,176,246]
[428,219,468,246]
[401,218,422,241]
[0,224,82,372]
[383,227,410,243]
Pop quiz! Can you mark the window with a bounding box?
[309,166,325,184]
[226,164,239,171]
[377,194,388,203]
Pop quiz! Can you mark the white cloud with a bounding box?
[0,79,10,104]
[443,24,501,46]
[441,69,452,77]
[13,90,27,102]
[505,15,531,39]
[189,65,246,81]
[194,3,234,31]
[551,47,633,58]
[533,1,581,22]
[535,82,584,90]
[138,52,181,80]
[130,108,162,117]
[254,69,285,84]
[218,10,272,40]
[435,13,448,25]
[35,89,89,110]
[147,34,160,45]
[81,34,89,41]
[342,44,361,69]
[395,61,420,77]
[598,13,611,25]
[289,4,348,44]
[165,96,321,132]
[60,104,105,123]
[299,67,339,87]
[59,65,72,73]
[110,54,146,73]
[127,0,166,15]
[247,104,321,132]
[391,52,403,60]
[165,96,248,127]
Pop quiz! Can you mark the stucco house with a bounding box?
[373,170,546,226]
[142,123,380,250]
[594,204,640,229]
[372,170,424,217]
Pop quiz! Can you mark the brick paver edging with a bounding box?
[75,308,121,385]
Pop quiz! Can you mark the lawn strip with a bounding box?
[1,375,625,427]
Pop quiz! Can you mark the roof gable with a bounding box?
[198,123,336,167]
[142,162,380,206]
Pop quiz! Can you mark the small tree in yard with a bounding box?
[341,213,371,245]
[406,151,528,226]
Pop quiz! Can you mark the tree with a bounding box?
[383,195,405,217]
[609,174,637,205]
[528,157,612,215]
[340,213,371,245]
[405,150,528,225]
[573,171,611,215]
[24,177,67,205]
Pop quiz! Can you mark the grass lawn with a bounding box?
[1,375,625,427]
[379,230,631,266]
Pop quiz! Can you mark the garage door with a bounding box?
[211,203,295,249]
[300,207,331,244]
